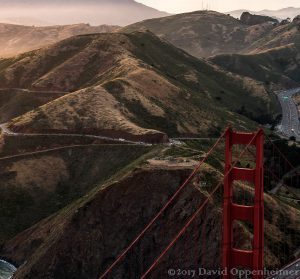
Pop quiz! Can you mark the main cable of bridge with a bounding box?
[140,130,259,278]
[98,129,227,278]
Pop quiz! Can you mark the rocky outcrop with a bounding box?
[240,12,279,26]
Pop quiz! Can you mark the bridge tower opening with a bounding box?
[222,128,264,278]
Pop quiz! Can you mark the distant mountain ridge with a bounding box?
[229,7,300,20]
[0,0,170,26]
[1,0,135,5]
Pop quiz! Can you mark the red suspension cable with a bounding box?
[99,130,226,278]
[140,132,258,279]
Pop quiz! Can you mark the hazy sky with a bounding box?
[137,0,300,13]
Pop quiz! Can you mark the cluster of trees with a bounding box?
[279,15,300,25]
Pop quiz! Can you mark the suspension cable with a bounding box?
[99,130,227,278]
[140,132,258,278]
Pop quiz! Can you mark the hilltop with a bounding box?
[123,11,254,58]
[0,31,279,139]
[0,23,119,58]
[123,10,300,58]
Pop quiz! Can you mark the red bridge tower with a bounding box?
[222,128,264,278]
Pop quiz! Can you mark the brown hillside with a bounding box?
[123,11,300,58]
[210,44,300,89]
[0,23,119,58]
[122,11,275,58]
[0,31,279,137]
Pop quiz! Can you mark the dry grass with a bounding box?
[0,23,119,58]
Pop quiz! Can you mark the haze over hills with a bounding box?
[229,7,300,20]
[2,10,299,59]
[0,23,119,58]
[0,17,50,26]
[0,0,170,26]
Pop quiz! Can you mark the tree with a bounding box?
[293,15,300,22]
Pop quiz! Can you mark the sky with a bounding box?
[136,0,300,13]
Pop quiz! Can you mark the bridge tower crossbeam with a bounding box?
[222,128,264,279]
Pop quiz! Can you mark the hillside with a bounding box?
[0,89,68,123]
[0,31,279,138]
[0,144,151,244]
[244,19,300,53]
[0,23,119,58]
[1,155,298,278]
[123,11,300,58]
[210,44,300,89]
[0,0,170,26]
[123,11,277,58]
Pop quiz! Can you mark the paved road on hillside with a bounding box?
[0,123,149,145]
[277,88,300,141]
[0,88,68,95]
[269,258,300,279]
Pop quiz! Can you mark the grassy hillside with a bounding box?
[0,89,67,123]
[210,44,300,89]
[0,31,279,137]
[245,20,300,53]
[0,23,119,58]
[123,11,263,58]
[0,144,152,244]
[123,11,300,59]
